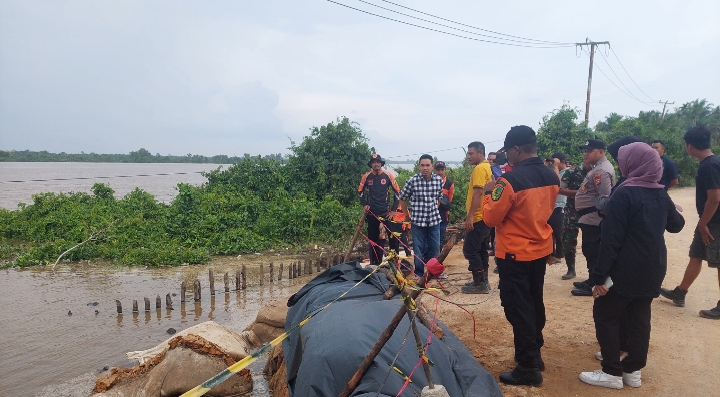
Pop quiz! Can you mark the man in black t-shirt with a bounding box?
[651,140,679,190]
[660,126,720,319]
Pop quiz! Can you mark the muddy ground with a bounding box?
[434,187,720,396]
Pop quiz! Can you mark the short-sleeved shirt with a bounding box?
[660,155,679,190]
[358,170,400,215]
[696,155,720,224]
[575,157,616,226]
[398,173,443,227]
[466,161,493,223]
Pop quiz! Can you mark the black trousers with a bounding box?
[548,207,564,258]
[593,289,652,376]
[462,221,491,273]
[366,214,389,265]
[497,256,547,369]
[580,224,601,273]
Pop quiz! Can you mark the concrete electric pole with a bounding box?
[576,39,610,126]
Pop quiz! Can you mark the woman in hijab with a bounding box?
[579,142,685,389]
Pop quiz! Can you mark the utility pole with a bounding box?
[576,39,610,126]
[659,100,675,123]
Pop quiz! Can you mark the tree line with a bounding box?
[0,148,286,164]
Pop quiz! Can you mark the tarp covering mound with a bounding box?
[283,261,503,397]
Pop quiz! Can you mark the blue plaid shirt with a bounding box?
[398,173,443,227]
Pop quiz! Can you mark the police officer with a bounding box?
[482,126,559,386]
[572,139,616,296]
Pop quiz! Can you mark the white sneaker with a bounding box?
[579,370,623,389]
[622,370,641,388]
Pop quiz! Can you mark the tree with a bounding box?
[536,104,594,165]
[286,117,373,206]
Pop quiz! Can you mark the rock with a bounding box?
[166,328,177,335]
[68,310,72,316]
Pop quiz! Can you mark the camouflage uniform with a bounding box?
[561,167,588,267]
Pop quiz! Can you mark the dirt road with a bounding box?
[435,187,719,396]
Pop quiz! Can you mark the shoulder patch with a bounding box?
[594,173,602,186]
[491,180,506,201]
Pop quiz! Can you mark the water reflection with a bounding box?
[0,254,315,396]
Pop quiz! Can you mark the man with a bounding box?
[660,125,720,319]
[434,161,455,245]
[482,125,559,386]
[488,152,502,179]
[358,154,400,265]
[651,140,679,190]
[461,141,494,294]
[572,139,616,296]
[547,152,568,265]
[398,154,444,277]
[559,160,590,280]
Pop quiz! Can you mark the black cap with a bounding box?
[367,153,385,167]
[500,125,537,151]
[579,139,606,150]
[548,152,567,163]
[607,136,643,162]
[434,161,446,169]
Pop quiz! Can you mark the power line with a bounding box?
[581,47,659,107]
[377,0,572,45]
[609,47,658,103]
[354,0,574,46]
[595,48,658,106]
[326,0,574,48]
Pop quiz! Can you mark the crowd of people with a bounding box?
[357,124,720,389]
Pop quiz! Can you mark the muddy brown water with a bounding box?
[0,254,315,396]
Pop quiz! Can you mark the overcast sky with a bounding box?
[1,0,718,161]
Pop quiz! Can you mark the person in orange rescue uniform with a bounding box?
[482,125,559,387]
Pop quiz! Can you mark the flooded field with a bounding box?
[0,254,314,396]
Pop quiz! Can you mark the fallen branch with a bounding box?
[51,229,104,270]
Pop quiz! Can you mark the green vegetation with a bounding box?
[0,148,285,163]
[537,99,720,185]
[2,100,719,267]
[0,117,367,267]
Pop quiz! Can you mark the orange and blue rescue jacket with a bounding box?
[358,170,400,216]
[482,157,559,262]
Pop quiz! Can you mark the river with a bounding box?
[0,255,312,396]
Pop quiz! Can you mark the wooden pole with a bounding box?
[144,297,150,312]
[224,272,229,293]
[241,265,247,290]
[289,263,293,279]
[270,262,274,282]
[279,263,284,281]
[316,258,320,273]
[132,300,138,313]
[260,264,264,285]
[209,268,215,296]
[236,269,241,291]
[193,279,201,301]
[116,300,122,314]
[181,281,186,303]
[166,293,173,310]
[156,295,161,310]
[344,213,366,262]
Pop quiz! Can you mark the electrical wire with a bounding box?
[378,0,572,45]
[595,48,658,106]
[326,0,574,48]
[609,47,658,103]
[581,47,659,107]
[354,0,574,46]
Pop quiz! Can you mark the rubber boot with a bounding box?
[462,272,489,294]
[562,257,576,280]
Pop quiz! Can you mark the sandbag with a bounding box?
[253,299,289,328]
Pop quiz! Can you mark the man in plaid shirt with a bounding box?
[399,154,444,276]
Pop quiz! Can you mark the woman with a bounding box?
[579,142,685,389]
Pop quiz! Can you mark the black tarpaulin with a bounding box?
[283,261,503,397]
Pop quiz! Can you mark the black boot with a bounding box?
[499,365,543,386]
[462,271,489,294]
[562,257,576,280]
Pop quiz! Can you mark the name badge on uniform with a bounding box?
[594,173,602,186]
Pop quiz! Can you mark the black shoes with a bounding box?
[571,279,593,296]
[700,301,720,319]
[659,286,687,307]
[499,365,543,386]
[571,288,593,296]
[573,279,592,289]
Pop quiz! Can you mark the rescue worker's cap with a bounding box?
[500,125,537,151]
[434,161,446,170]
[367,153,385,167]
[579,139,607,151]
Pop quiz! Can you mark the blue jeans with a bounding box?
[412,223,440,276]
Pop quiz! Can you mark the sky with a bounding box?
[1,0,718,162]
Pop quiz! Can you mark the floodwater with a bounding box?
[0,162,230,209]
[0,255,314,396]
